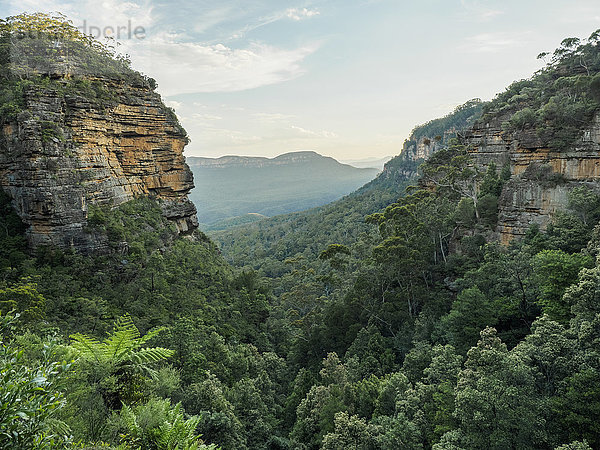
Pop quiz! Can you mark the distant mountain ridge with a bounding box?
[188,151,349,168]
[187,151,379,228]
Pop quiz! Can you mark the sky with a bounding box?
[2,0,600,160]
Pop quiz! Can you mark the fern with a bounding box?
[69,314,172,368]
[69,315,174,412]
[68,333,103,362]
[130,347,175,366]
[118,404,141,446]
[104,314,142,361]
[119,399,215,450]
[138,326,168,346]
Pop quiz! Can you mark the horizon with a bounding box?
[4,0,600,160]
[186,150,392,162]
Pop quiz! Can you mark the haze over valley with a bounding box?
[187,151,379,229]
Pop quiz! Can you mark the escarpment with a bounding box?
[0,13,200,253]
[414,35,600,245]
[464,112,600,244]
[382,99,485,183]
[0,76,198,253]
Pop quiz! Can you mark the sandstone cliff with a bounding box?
[381,99,484,183]
[0,76,198,252]
[465,112,600,244]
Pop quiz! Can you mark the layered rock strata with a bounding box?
[0,76,198,252]
[465,113,600,243]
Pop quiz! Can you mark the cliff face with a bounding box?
[403,137,444,162]
[385,100,485,185]
[465,113,600,244]
[0,76,198,252]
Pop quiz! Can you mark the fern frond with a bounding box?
[183,415,202,439]
[119,403,142,444]
[69,333,103,362]
[156,402,203,450]
[104,314,141,361]
[120,404,138,430]
[129,347,174,365]
[112,314,138,336]
[44,417,72,440]
[138,326,166,346]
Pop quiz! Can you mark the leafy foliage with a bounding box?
[0,312,72,449]
[116,398,217,450]
[70,314,174,371]
[404,99,484,150]
[0,13,145,81]
[482,30,600,150]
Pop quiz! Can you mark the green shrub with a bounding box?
[0,312,72,448]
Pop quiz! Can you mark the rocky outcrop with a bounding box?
[395,99,484,182]
[403,131,460,163]
[405,137,444,161]
[0,76,198,253]
[464,113,600,244]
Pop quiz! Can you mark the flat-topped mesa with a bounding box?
[464,112,600,244]
[0,74,198,252]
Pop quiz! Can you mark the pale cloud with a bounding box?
[192,6,236,34]
[192,113,223,121]
[135,37,318,96]
[196,126,263,146]
[230,133,262,145]
[227,13,287,41]
[252,112,296,123]
[180,104,342,155]
[10,0,154,33]
[285,8,320,21]
[460,32,532,53]
[9,0,70,14]
[554,3,600,24]
[165,100,182,109]
[291,125,337,139]
[8,0,319,96]
[224,7,321,42]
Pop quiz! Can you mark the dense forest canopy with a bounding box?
[1,13,600,450]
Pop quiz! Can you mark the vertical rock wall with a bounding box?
[0,76,198,252]
[465,113,600,243]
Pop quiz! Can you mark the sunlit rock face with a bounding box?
[465,113,600,244]
[0,75,198,253]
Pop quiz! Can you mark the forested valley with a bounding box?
[2,13,600,450]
